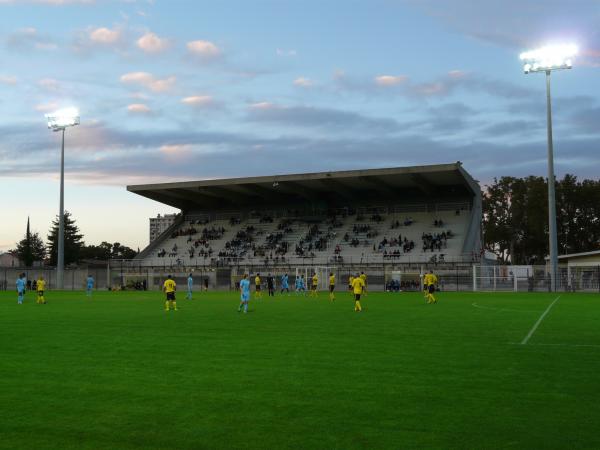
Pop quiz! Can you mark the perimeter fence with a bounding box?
[2,262,598,293]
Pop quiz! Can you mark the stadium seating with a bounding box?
[139,203,473,267]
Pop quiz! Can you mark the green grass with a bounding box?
[1,289,600,449]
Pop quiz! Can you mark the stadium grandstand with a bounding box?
[127,162,483,271]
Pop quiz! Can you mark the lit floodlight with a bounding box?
[45,107,80,130]
[520,44,577,73]
[45,107,81,289]
[518,44,577,292]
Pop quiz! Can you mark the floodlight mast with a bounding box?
[45,108,80,290]
[520,45,576,292]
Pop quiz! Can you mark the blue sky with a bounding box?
[1,0,599,252]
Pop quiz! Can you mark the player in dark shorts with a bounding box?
[267,274,275,297]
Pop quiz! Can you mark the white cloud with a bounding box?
[6,27,58,51]
[249,102,276,110]
[34,102,59,112]
[181,95,214,107]
[0,0,94,3]
[38,78,61,91]
[276,48,297,57]
[0,75,18,85]
[89,27,121,45]
[374,75,408,86]
[293,77,314,87]
[136,31,170,53]
[129,91,149,100]
[186,40,221,59]
[120,72,176,92]
[127,103,152,114]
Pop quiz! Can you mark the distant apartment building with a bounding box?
[149,214,177,243]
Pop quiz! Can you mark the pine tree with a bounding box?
[47,211,84,266]
[13,217,46,267]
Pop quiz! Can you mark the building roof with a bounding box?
[127,162,480,210]
[556,250,600,260]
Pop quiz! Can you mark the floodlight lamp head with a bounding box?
[519,44,577,74]
[45,107,80,130]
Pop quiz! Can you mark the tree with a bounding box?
[80,241,138,260]
[483,174,600,264]
[47,211,84,266]
[13,217,46,267]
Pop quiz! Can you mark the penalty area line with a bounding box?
[520,295,561,345]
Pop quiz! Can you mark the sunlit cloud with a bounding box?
[374,75,408,86]
[181,95,215,108]
[160,144,192,154]
[186,39,221,60]
[136,31,170,53]
[72,25,127,54]
[249,101,276,110]
[89,27,121,45]
[34,102,60,112]
[293,77,314,87]
[127,103,152,114]
[120,71,176,92]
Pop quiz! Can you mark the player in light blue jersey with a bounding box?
[16,273,26,304]
[238,274,250,313]
[280,273,289,295]
[300,275,307,295]
[86,275,94,297]
[186,273,193,299]
[294,275,302,295]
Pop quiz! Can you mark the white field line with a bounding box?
[520,295,561,345]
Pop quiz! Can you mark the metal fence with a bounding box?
[473,264,600,292]
[3,262,599,293]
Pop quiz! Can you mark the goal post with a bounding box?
[296,266,337,290]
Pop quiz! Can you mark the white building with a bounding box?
[149,214,177,243]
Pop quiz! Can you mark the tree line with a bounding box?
[12,211,138,268]
[483,174,600,264]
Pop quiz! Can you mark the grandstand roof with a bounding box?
[127,162,480,210]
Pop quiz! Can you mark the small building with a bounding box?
[0,253,20,267]
[557,250,600,267]
[550,250,600,291]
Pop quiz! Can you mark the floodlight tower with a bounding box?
[45,108,80,289]
[519,44,577,291]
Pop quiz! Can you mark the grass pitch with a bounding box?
[1,289,600,449]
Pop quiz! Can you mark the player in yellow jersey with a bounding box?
[163,275,177,311]
[328,272,336,302]
[36,275,46,304]
[310,272,318,297]
[351,273,365,312]
[425,270,438,304]
[254,273,262,299]
[360,271,368,296]
[348,275,354,297]
[423,272,430,300]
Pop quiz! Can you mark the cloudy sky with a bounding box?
[1,0,599,253]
